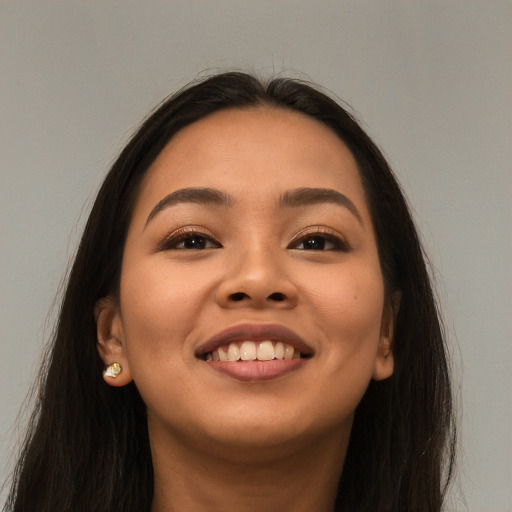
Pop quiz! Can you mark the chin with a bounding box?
[199,404,352,454]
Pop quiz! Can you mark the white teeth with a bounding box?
[218,347,228,361]
[227,343,240,361]
[205,341,304,361]
[284,344,294,360]
[274,342,285,359]
[257,340,274,361]
[240,341,257,361]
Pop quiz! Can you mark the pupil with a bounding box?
[185,237,205,249]
[306,237,324,250]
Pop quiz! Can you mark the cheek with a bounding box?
[307,262,385,390]
[298,266,385,421]
[311,263,385,341]
[116,261,217,414]
[118,258,214,360]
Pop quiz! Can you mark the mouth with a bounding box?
[202,340,310,361]
[196,324,313,381]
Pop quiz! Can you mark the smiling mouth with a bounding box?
[202,340,310,362]
[196,324,314,380]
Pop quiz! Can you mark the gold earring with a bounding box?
[103,362,122,379]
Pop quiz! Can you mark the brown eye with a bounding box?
[173,235,218,250]
[295,236,336,250]
[297,236,334,251]
[158,229,222,251]
[291,230,350,252]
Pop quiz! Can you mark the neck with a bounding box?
[149,422,350,512]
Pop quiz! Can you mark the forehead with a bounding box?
[135,106,368,217]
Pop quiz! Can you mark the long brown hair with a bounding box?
[5,72,455,512]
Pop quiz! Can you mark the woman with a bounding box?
[5,72,455,512]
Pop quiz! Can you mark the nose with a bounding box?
[215,247,298,309]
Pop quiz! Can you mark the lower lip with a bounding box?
[204,359,308,382]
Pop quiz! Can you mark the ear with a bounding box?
[95,296,132,387]
[372,291,401,381]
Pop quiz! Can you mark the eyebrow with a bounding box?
[280,187,363,224]
[145,186,362,227]
[145,187,234,227]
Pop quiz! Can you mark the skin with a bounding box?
[96,107,397,512]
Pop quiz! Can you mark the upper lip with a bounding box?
[196,323,314,357]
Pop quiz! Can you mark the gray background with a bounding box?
[1,1,511,510]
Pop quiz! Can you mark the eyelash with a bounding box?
[156,227,221,251]
[156,226,349,252]
[289,227,350,252]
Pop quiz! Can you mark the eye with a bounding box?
[157,228,221,251]
[290,229,349,252]
[295,236,335,251]
[173,235,219,250]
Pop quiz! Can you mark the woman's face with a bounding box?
[98,107,395,452]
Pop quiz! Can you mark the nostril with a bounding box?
[268,292,286,302]
[230,292,248,302]
[225,291,291,304]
